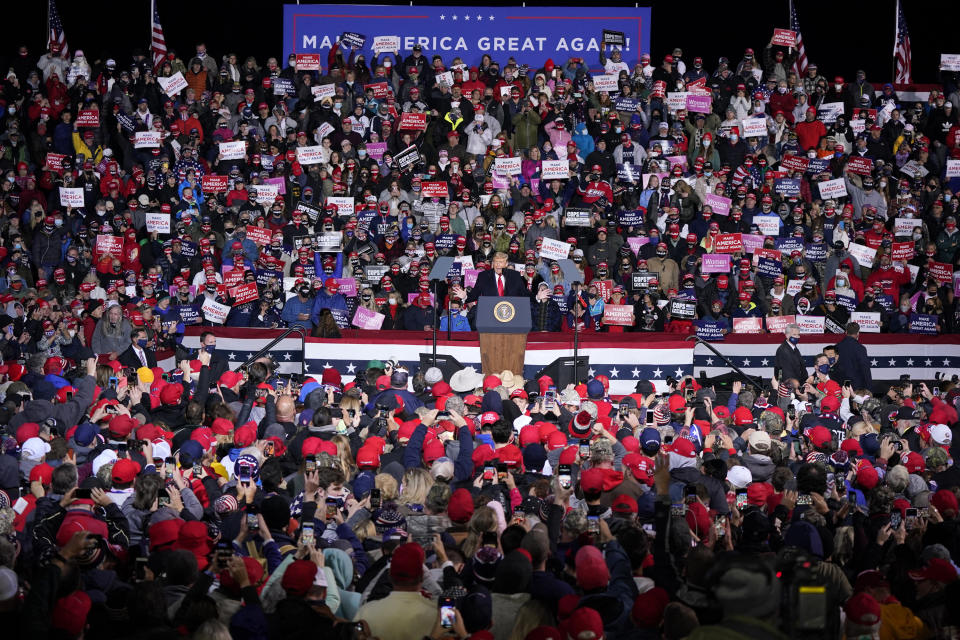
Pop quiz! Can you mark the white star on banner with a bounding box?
[889,359,897,366]
[439,14,445,20]
[944,358,952,366]
[588,368,595,377]
[477,14,482,21]
[631,368,641,378]
[346,363,356,373]
[609,367,619,378]
[652,368,663,378]
[674,368,685,378]
[705,358,714,365]
[742,358,751,366]
[925,359,933,366]
[452,14,457,20]
[871,359,879,367]
[283,352,292,361]
[464,15,470,20]
[489,14,495,20]
[323,362,332,369]
[906,358,914,366]
[761,359,769,366]
[228,352,237,361]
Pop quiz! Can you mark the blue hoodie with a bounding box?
[572,122,595,157]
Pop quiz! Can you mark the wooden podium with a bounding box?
[476,296,531,376]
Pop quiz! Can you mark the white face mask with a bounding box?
[729,135,738,143]
[703,139,710,147]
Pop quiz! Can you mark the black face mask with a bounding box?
[299,288,310,297]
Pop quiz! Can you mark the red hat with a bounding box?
[108,414,138,439]
[746,482,772,507]
[844,592,881,628]
[908,558,958,584]
[29,462,54,484]
[733,406,754,426]
[806,425,832,449]
[356,445,380,469]
[480,411,499,426]
[932,489,959,518]
[52,591,92,637]
[666,438,696,458]
[575,546,610,590]
[820,395,841,413]
[448,488,474,523]
[567,607,605,639]
[903,451,925,474]
[668,394,686,413]
[219,370,244,389]
[389,542,425,582]
[43,356,66,375]
[546,430,568,451]
[580,468,605,493]
[234,423,257,448]
[632,587,670,628]
[210,418,233,436]
[840,438,864,457]
[483,374,502,391]
[160,383,183,405]
[147,518,184,551]
[856,464,879,490]
[16,422,40,444]
[111,458,142,484]
[497,443,523,469]
[611,494,638,515]
[423,438,445,464]
[282,559,318,597]
[220,556,263,594]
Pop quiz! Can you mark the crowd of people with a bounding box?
[0,28,958,640]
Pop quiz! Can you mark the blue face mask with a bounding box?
[788,336,800,345]
[204,344,216,354]
[137,338,149,348]
[818,364,830,374]
[827,357,836,365]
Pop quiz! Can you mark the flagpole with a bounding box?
[150,0,154,55]
[892,0,898,84]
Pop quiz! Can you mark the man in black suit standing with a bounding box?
[462,251,532,304]
[118,327,158,370]
[835,322,872,391]
[774,323,807,384]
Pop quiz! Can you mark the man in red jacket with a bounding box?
[796,106,826,150]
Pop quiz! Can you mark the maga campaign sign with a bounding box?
[284,5,652,67]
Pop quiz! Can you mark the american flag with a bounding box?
[894,0,912,84]
[47,0,68,57]
[151,2,168,74]
[789,0,808,76]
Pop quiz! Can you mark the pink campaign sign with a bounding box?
[627,236,649,255]
[704,193,731,215]
[701,254,731,273]
[352,306,385,330]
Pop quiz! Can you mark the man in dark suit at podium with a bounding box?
[462,252,531,304]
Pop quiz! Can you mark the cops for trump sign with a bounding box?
[284,5,652,66]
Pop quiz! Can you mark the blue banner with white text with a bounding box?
[283,4,652,68]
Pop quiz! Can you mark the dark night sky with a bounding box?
[4,1,957,84]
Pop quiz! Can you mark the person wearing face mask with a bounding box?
[118,327,157,369]
[889,295,914,333]
[31,215,67,282]
[281,282,316,329]
[718,126,747,168]
[774,324,807,384]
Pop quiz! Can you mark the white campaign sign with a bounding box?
[539,238,571,261]
[895,218,923,235]
[818,178,848,199]
[134,131,161,148]
[592,74,618,92]
[754,215,781,236]
[253,184,280,204]
[848,243,877,268]
[145,213,171,233]
[436,71,454,88]
[219,141,247,161]
[665,92,689,112]
[373,35,400,54]
[326,196,354,216]
[59,187,84,207]
[296,146,325,165]
[541,160,568,180]
[201,298,230,324]
[941,54,960,71]
[741,117,768,138]
[312,84,336,101]
[851,311,881,333]
[947,159,960,177]
[158,72,188,97]
[494,156,522,175]
[797,315,825,334]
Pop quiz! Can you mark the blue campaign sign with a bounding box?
[283,5,652,67]
[695,319,726,341]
